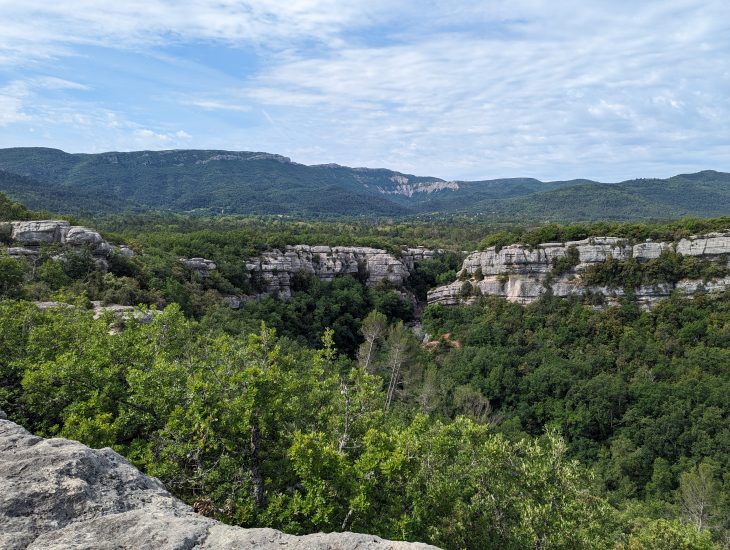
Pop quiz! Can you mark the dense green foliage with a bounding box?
[1,195,729,548]
[2,297,727,549]
[0,148,728,220]
[422,294,730,546]
[479,218,730,250]
[0,170,135,215]
[582,251,729,289]
[0,303,612,549]
[470,172,730,221]
[0,190,33,222]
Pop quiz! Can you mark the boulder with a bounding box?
[65,227,104,246]
[0,416,439,550]
[94,242,113,256]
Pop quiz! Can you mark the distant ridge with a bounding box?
[0,147,727,220]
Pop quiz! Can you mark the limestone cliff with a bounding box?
[2,220,115,269]
[0,412,439,550]
[428,232,730,308]
[246,245,437,298]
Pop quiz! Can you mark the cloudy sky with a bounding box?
[0,0,728,181]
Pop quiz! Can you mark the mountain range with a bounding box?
[0,147,728,221]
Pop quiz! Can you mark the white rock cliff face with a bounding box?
[0,413,439,550]
[246,245,437,298]
[11,220,72,245]
[428,233,730,308]
[6,220,113,258]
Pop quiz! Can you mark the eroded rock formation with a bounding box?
[428,233,730,308]
[0,412,439,550]
[3,220,114,266]
[180,257,217,277]
[246,245,437,298]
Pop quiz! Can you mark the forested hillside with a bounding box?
[0,147,728,220]
[1,195,728,548]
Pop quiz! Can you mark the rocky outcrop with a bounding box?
[400,247,440,271]
[4,220,115,262]
[676,232,730,256]
[32,301,160,322]
[0,414,439,550]
[428,233,730,308]
[6,247,38,257]
[246,245,437,299]
[180,257,217,277]
[377,177,460,197]
[65,226,104,246]
[10,220,71,245]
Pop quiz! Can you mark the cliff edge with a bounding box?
[0,411,439,550]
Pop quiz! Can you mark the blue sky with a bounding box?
[0,0,728,181]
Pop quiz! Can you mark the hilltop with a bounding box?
[0,148,728,220]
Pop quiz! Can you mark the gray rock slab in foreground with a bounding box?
[0,413,439,550]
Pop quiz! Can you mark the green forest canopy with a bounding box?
[0,196,728,548]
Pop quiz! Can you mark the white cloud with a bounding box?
[0,0,386,65]
[0,0,728,179]
[223,0,730,179]
[0,78,192,151]
[182,99,251,113]
[133,128,192,147]
[0,81,30,126]
[32,76,89,91]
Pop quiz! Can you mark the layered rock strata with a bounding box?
[3,220,115,268]
[428,233,730,308]
[246,245,437,298]
[0,413,438,550]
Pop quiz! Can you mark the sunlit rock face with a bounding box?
[0,413,440,550]
[7,220,113,258]
[10,220,71,244]
[245,245,438,299]
[65,226,104,246]
[428,232,730,308]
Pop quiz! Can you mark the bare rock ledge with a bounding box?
[0,413,439,550]
[428,232,730,308]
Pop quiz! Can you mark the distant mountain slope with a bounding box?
[0,170,139,215]
[473,171,730,221]
[0,148,411,216]
[0,147,727,220]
